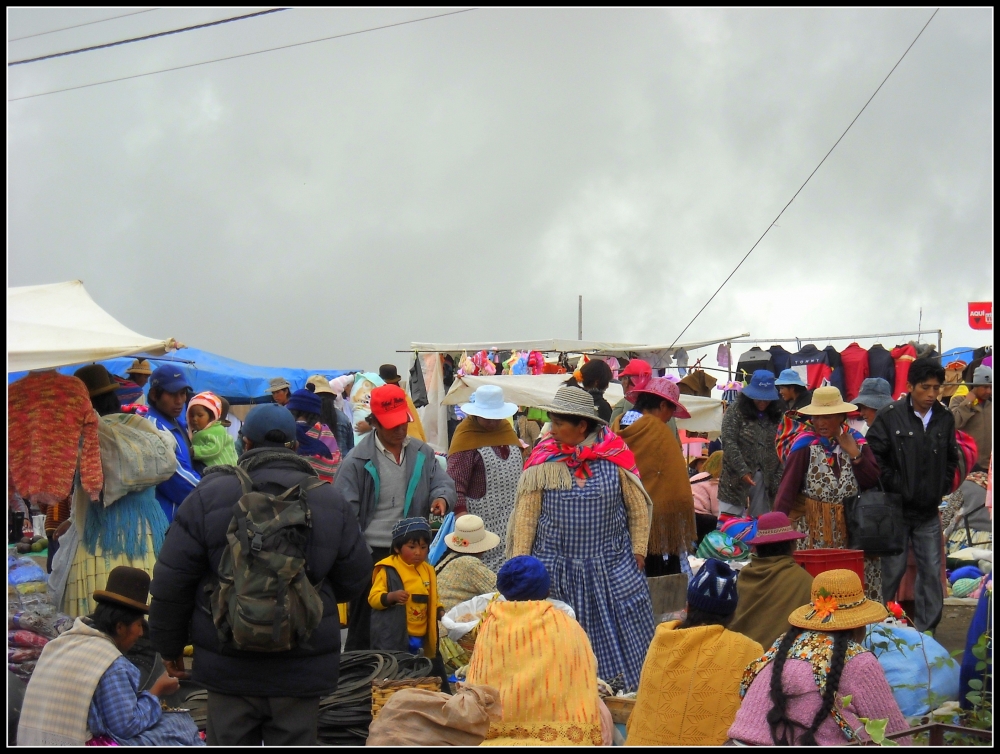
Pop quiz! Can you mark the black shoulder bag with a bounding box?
[843,481,906,556]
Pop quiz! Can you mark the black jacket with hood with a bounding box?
[148,447,372,697]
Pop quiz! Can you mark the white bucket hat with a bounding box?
[445,515,501,554]
[460,385,518,420]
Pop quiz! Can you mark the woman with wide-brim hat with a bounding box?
[718,370,784,520]
[447,386,523,572]
[435,514,501,610]
[772,386,884,601]
[612,377,698,578]
[728,569,909,746]
[506,385,655,692]
[18,566,202,746]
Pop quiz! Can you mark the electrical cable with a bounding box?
[9,8,291,66]
[8,8,160,42]
[668,8,939,350]
[8,7,477,102]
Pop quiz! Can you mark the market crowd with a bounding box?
[8,348,992,746]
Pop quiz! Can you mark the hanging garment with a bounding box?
[890,344,918,399]
[674,348,690,377]
[735,347,775,382]
[409,355,429,409]
[823,346,845,394]
[867,344,896,387]
[767,345,793,377]
[840,343,870,402]
[717,343,732,369]
[790,344,832,390]
[678,370,717,397]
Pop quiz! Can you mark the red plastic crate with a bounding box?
[792,548,865,587]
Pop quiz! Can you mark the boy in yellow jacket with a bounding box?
[369,517,450,690]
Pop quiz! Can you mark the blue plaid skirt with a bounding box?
[532,460,655,691]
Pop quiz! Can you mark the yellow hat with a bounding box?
[797,386,857,416]
[125,358,153,376]
[788,569,887,631]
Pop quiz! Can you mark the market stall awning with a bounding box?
[7,280,178,372]
[410,334,748,355]
[442,374,724,436]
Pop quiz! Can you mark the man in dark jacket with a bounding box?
[334,383,456,651]
[148,404,371,745]
[866,357,959,633]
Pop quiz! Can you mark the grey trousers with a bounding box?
[205,691,319,746]
[880,514,944,633]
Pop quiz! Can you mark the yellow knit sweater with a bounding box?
[626,621,763,746]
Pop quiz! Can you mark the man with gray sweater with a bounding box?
[334,383,456,651]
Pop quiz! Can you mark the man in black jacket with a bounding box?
[866,357,959,633]
[148,404,372,745]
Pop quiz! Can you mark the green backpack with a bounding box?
[211,466,325,652]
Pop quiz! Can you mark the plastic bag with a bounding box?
[8,630,49,649]
[441,593,577,641]
[864,623,960,716]
[9,660,37,681]
[427,513,455,567]
[9,647,42,663]
[8,557,47,586]
[16,581,48,595]
[9,606,72,639]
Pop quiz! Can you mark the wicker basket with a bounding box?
[371,677,442,718]
[601,696,636,725]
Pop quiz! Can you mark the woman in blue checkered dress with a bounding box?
[506,385,656,691]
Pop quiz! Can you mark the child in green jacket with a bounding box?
[187,391,238,468]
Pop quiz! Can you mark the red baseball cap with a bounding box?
[619,358,652,378]
[370,384,413,429]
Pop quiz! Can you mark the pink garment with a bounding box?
[690,472,719,516]
[728,652,910,745]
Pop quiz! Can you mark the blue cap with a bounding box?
[774,368,807,388]
[149,365,191,394]
[687,558,739,616]
[742,369,780,401]
[241,404,296,446]
[286,389,323,415]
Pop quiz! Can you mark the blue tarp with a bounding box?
[8,347,356,404]
[942,346,977,366]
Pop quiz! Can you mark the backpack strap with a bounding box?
[233,466,255,496]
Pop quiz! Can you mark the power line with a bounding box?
[8,7,477,102]
[8,8,160,42]
[9,8,291,66]
[668,8,939,350]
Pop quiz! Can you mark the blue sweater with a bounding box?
[146,405,201,522]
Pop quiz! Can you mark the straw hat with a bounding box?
[797,386,857,416]
[445,515,501,554]
[126,358,153,376]
[537,385,607,425]
[307,374,336,395]
[788,569,888,631]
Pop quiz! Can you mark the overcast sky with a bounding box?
[8,7,993,374]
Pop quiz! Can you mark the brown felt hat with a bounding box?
[74,364,118,397]
[378,364,402,384]
[93,566,151,613]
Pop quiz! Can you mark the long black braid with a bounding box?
[767,628,805,745]
[801,631,850,745]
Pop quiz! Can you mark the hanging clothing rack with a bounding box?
[731,329,942,355]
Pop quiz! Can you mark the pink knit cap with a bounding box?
[187,391,222,424]
[626,377,691,419]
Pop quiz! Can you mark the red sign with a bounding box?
[968,302,992,330]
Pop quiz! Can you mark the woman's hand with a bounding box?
[835,425,861,459]
[430,498,447,516]
[52,520,72,541]
[386,590,410,605]
[356,419,372,434]
[163,656,191,680]
[149,671,181,698]
[634,554,645,572]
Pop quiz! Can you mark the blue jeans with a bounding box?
[881,514,944,632]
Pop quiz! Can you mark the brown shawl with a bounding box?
[728,555,814,650]
[615,414,696,556]
[448,416,520,454]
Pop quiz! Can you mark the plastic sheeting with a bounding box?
[8,280,177,372]
[442,374,723,434]
[9,346,356,405]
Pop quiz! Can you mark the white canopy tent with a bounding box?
[443,374,724,436]
[8,280,178,372]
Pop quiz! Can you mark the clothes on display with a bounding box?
[767,345,793,376]
[840,343,870,402]
[890,344,917,399]
[735,348,774,382]
[790,344,832,390]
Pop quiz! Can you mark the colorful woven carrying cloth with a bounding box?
[776,414,866,467]
[740,630,868,741]
[524,426,639,481]
[466,600,603,746]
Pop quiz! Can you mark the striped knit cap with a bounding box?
[188,391,222,423]
[687,558,739,616]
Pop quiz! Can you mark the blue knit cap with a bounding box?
[497,556,550,601]
[687,558,739,616]
[391,517,432,545]
[286,389,323,415]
